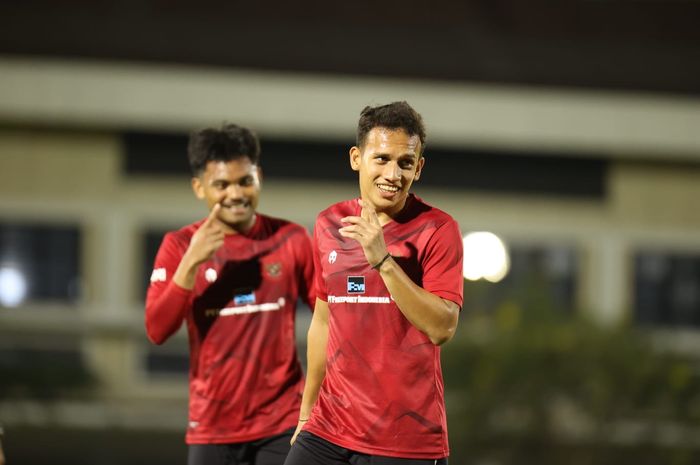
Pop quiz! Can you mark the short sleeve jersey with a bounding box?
[304,195,463,459]
[145,214,315,444]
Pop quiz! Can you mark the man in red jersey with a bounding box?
[145,124,315,465]
[285,102,463,465]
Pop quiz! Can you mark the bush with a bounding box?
[442,305,700,465]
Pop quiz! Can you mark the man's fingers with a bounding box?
[358,199,381,226]
[339,225,360,234]
[341,216,362,224]
[338,229,361,240]
[204,203,221,225]
[359,199,371,222]
[366,208,381,227]
[361,207,370,222]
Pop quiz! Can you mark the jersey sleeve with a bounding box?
[294,226,317,310]
[312,219,328,303]
[421,218,464,308]
[144,232,193,345]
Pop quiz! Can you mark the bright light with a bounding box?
[0,266,28,307]
[462,232,510,283]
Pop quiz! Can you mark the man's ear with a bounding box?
[349,146,362,172]
[191,176,205,199]
[414,156,426,181]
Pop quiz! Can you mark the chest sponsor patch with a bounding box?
[347,276,365,294]
[234,291,256,306]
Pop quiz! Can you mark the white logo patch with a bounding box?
[329,250,337,264]
[205,268,218,283]
[150,267,166,282]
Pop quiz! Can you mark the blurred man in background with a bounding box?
[286,102,463,464]
[145,124,315,465]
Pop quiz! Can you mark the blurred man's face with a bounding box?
[350,127,424,221]
[192,158,261,233]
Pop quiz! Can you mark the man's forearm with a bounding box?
[145,282,191,345]
[172,253,202,290]
[377,257,459,345]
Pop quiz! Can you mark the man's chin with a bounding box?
[221,213,254,229]
[370,194,405,211]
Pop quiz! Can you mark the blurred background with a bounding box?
[1,1,699,464]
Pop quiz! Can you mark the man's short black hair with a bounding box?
[188,123,260,176]
[356,101,426,154]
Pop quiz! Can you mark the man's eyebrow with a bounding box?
[370,152,417,159]
[208,174,252,184]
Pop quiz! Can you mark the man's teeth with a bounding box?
[378,184,398,193]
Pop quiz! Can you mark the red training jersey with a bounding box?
[304,194,464,459]
[145,213,315,444]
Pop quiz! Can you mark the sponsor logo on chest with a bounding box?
[234,291,256,306]
[347,276,365,294]
[327,275,391,304]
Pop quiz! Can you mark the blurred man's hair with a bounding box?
[356,101,426,154]
[188,123,260,176]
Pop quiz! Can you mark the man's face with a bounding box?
[192,158,261,233]
[350,127,424,219]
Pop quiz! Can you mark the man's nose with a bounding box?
[226,184,243,198]
[384,162,401,180]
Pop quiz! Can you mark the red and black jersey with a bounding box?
[304,195,463,459]
[145,213,315,444]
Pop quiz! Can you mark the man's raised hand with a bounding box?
[187,203,225,265]
[339,199,388,268]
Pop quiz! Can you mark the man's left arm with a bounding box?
[375,254,459,345]
[340,201,462,346]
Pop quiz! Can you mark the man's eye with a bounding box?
[240,177,254,186]
[399,161,414,169]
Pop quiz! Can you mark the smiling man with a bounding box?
[285,102,464,465]
[145,124,315,465]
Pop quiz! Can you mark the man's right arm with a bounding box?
[144,235,193,345]
[291,298,329,444]
[145,205,224,345]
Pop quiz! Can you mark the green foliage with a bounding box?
[442,305,700,465]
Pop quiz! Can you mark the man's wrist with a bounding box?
[371,253,392,270]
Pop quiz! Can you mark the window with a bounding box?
[463,244,578,315]
[634,252,700,327]
[123,131,607,198]
[0,222,81,307]
[145,345,189,376]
